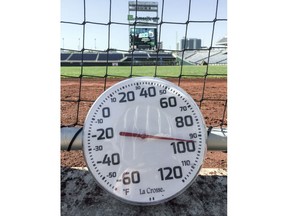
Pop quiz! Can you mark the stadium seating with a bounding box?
[60,49,226,66]
[98,53,124,61]
[124,53,149,59]
[61,53,72,61]
[176,49,227,65]
[68,53,98,61]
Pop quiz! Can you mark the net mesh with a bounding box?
[61,0,227,128]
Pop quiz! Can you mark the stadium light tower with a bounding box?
[128,1,159,51]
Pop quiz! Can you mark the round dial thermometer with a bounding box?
[83,77,207,205]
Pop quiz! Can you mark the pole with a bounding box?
[61,127,227,151]
[78,38,80,50]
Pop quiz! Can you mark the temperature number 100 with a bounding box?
[171,141,195,154]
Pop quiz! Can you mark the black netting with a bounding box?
[61,0,227,128]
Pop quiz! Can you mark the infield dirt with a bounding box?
[61,77,227,168]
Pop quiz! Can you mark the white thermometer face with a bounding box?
[83,77,207,205]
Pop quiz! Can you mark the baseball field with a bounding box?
[61,65,227,168]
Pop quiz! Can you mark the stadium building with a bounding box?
[181,38,202,50]
[61,1,226,67]
[128,1,159,51]
[61,1,177,67]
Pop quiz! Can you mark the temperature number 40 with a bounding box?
[98,153,120,166]
[139,87,156,98]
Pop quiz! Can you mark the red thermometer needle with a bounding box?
[119,132,193,142]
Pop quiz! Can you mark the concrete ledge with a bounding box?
[61,167,227,216]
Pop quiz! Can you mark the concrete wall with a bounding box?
[61,167,227,215]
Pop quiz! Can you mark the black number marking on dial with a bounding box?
[119,91,135,103]
[175,115,193,128]
[122,171,141,185]
[96,127,114,140]
[171,141,195,154]
[158,166,183,181]
[160,96,177,108]
[139,86,156,98]
[97,153,120,166]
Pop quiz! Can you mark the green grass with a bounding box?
[61,65,227,78]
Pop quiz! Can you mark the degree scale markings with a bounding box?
[83,77,206,205]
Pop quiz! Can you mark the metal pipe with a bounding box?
[61,127,227,151]
[207,127,227,151]
[61,127,83,150]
